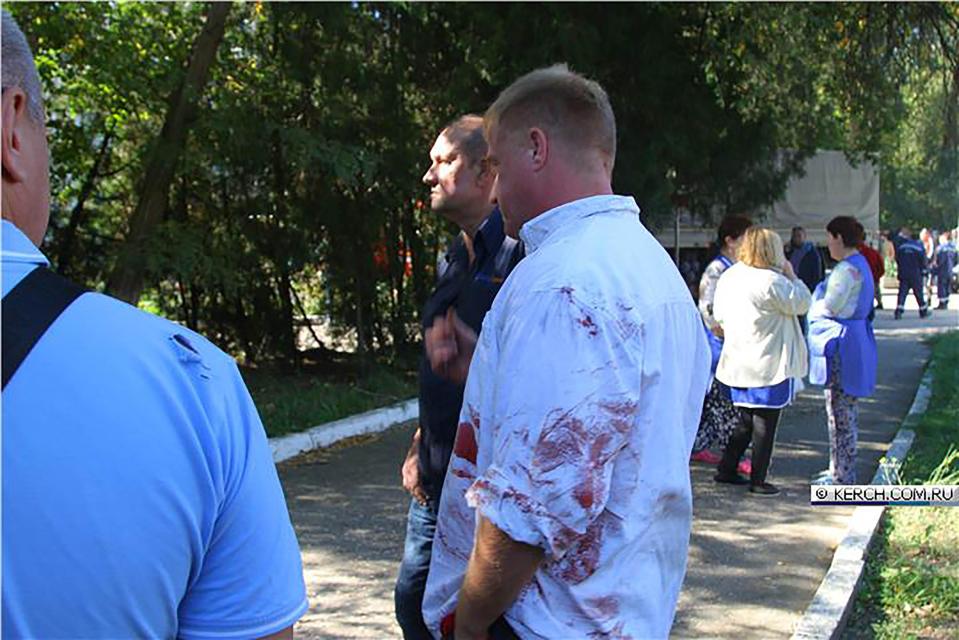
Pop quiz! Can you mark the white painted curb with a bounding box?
[790,367,933,640]
[269,398,418,464]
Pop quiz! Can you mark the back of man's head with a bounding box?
[484,64,616,171]
[2,11,45,124]
[2,10,51,245]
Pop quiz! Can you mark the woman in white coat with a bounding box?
[713,227,812,495]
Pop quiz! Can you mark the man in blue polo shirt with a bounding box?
[2,11,307,639]
[394,115,523,639]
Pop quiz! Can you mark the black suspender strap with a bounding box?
[2,267,86,390]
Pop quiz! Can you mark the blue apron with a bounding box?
[703,255,733,374]
[807,253,877,397]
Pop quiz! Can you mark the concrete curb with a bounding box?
[269,398,418,464]
[790,367,934,640]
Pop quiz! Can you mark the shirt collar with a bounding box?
[519,195,640,254]
[2,220,49,267]
[473,207,506,259]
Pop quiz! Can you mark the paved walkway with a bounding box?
[279,292,956,639]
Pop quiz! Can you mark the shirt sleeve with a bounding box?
[177,359,307,640]
[698,262,723,331]
[821,262,858,317]
[765,273,812,316]
[464,288,641,560]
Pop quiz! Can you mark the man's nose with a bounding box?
[489,177,499,205]
[422,167,435,186]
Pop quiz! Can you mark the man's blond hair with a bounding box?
[484,64,616,168]
[738,227,785,270]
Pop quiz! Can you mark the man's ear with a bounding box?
[475,157,494,189]
[2,88,30,184]
[528,127,548,172]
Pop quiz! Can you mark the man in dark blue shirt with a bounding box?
[394,115,523,640]
[894,226,931,319]
[786,226,825,292]
[934,231,956,309]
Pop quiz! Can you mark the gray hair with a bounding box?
[2,10,46,123]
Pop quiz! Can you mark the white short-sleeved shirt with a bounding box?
[2,221,308,639]
[423,196,711,639]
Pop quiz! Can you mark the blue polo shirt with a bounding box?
[1,221,308,639]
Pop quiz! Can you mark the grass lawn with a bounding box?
[242,353,417,439]
[845,331,959,640]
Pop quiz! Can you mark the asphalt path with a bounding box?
[280,297,957,639]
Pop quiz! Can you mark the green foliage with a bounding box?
[846,332,959,640]
[243,360,416,438]
[7,2,957,364]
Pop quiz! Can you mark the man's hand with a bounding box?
[402,429,428,505]
[454,516,544,640]
[425,307,478,384]
[709,324,724,339]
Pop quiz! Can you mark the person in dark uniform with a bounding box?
[893,226,931,319]
[785,226,825,293]
[394,115,523,640]
[785,226,824,334]
[934,230,957,309]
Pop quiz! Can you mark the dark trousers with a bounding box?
[937,273,951,303]
[396,499,521,640]
[395,499,438,640]
[444,617,520,640]
[719,407,782,484]
[896,275,927,312]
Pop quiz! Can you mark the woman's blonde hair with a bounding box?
[737,227,785,269]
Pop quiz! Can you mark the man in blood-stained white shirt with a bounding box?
[421,64,711,640]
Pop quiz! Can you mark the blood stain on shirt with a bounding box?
[573,482,596,509]
[453,420,478,464]
[451,467,475,481]
[588,621,631,640]
[533,412,588,474]
[551,517,604,583]
[598,400,639,435]
[586,595,620,618]
[578,314,599,336]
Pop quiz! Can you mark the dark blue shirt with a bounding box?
[417,209,523,501]
[786,241,824,293]
[935,242,957,278]
[895,238,928,280]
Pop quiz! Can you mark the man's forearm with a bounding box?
[455,515,544,639]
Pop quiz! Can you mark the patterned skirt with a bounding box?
[693,378,741,452]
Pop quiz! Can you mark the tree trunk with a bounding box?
[56,126,113,276]
[268,127,298,366]
[106,2,231,303]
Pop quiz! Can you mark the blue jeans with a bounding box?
[395,498,438,640]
